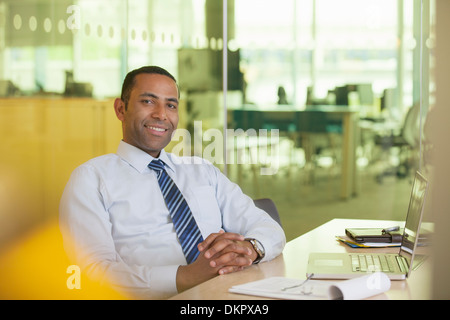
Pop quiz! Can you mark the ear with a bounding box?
[114,98,125,121]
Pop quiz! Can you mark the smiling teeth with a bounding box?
[145,125,165,132]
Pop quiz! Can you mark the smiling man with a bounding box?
[59,66,285,299]
[115,70,179,157]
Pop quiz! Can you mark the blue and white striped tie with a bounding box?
[148,159,203,264]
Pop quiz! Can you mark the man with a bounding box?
[59,66,285,299]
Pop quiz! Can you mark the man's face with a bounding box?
[114,73,179,157]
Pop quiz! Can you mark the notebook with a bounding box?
[307,171,429,280]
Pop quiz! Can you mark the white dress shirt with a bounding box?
[59,140,285,299]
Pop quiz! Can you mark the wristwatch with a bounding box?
[245,238,265,264]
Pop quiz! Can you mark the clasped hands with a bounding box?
[198,230,257,274]
[176,230,257,292]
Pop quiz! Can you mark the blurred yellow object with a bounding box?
[0,221,126,300]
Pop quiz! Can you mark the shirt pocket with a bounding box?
[188,185,223,235]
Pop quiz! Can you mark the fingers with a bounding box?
[218,265,245,275]
[197,231,255,276]
[210,251,253,269]
[203,236,249,260]
[197,230,225,252]
[198,231,245,257]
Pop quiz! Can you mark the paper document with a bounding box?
[229,277,332,300]
[229,273,391,300]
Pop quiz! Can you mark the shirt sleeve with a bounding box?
[208,164,286,262]
[59,164,179,299]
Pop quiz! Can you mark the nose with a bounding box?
[151,102,167,121]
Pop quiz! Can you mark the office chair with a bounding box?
[294,111,340,184]
[253,198,282,227]
[374,103,421,183]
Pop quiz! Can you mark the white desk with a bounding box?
[170,219,431,300]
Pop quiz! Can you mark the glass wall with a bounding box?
[0,0,435,248]
[230,0,435,238]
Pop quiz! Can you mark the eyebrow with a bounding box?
[139,92,179,104]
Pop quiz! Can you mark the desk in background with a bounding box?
[228,105,359,200]
[170,219,431,300]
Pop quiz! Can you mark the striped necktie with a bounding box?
[148,159,203,264]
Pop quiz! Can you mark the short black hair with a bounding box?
[120,66,178,107]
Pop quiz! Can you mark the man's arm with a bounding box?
[210,165,286,263]
[59,164,180,299]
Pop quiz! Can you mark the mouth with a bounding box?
[144,124,168,136]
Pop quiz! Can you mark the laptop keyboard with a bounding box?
[351,254,396,273]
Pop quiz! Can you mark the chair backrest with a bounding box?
[402,103,421,148]
[253,198,282,227]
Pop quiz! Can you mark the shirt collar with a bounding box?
[116,140,175,173]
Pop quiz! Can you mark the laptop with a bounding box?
[307,171,429,280]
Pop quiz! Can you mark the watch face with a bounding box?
[245,238,265,263]
[253,239,265,257]
[253,240,264,264]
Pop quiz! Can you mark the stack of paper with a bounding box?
[229,272,391,300]
[336,235,401,248]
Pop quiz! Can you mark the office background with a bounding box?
[0,0,448,299]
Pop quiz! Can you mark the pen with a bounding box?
[382,226,400,233]
[281,273,314,291]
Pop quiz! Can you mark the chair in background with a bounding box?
[293,111,341,184]
[374,103,421,183]
[253,198,282,228]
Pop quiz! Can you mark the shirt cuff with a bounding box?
[147,264,180,298]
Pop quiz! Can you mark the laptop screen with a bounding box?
[399,171,429,276]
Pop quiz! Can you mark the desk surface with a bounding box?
[170,219,431,300]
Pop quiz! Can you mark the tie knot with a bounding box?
[148,159,165,172]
